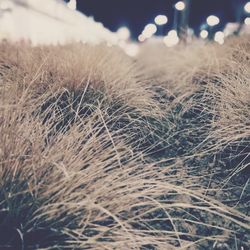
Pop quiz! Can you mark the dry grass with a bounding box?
[0,42,160,116]
[0,38,249,249]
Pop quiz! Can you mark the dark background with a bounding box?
[68,0,249,38]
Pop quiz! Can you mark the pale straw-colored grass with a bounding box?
[0,39,249,249]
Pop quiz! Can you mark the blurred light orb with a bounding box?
[214,31,225,45]
[142,23,157,38]
[138,34,146,42]
[164,30,179,47]
[175,1,185,11]
[244,2,250,13]
[67,0,77,10]
[244,17,250,25]
[144,23,157,34]
[142,31,152,39]
[207,15,220,26]
[168,30,178,37]
[125,44,139,57]
[200,30,208,39]
[154,15,168,25]
[117,27,130,40]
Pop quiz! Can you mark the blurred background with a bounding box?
[76,0,247,38]
[0,0,250,55]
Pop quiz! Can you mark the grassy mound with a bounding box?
[0,38,249,249]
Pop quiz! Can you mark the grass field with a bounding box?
[0,37,249,249]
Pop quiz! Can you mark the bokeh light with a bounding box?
[154,15,168,25]
[244,17,250,25]
[200,30,208,39]
[214,31,225,45]
[67,0,77,11]
[206,15,220,26]
[138,34,146,42]
[175,1,185,11]
[244,2,250,13]
[124,43,139,57]
[142,23,157,38]
[163,30,179,47]
[117,27,130,40]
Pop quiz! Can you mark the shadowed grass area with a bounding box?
[0,38,249,249]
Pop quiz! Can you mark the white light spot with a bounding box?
[125,44,139,57]
[163,30,179,47]
[244,2,250,13]
[175,1,185,11]
[214,31,225,45]
[117,27,130,40]
[168,29,178,37]
[244,17,250,25]
[154,15,168,25]
[138,34,146,42]
[207,15,220,26]
[200,30,208,39]
[67,0,77,11]
[142,23,157,38]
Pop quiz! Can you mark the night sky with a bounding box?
[71,0,249,39]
